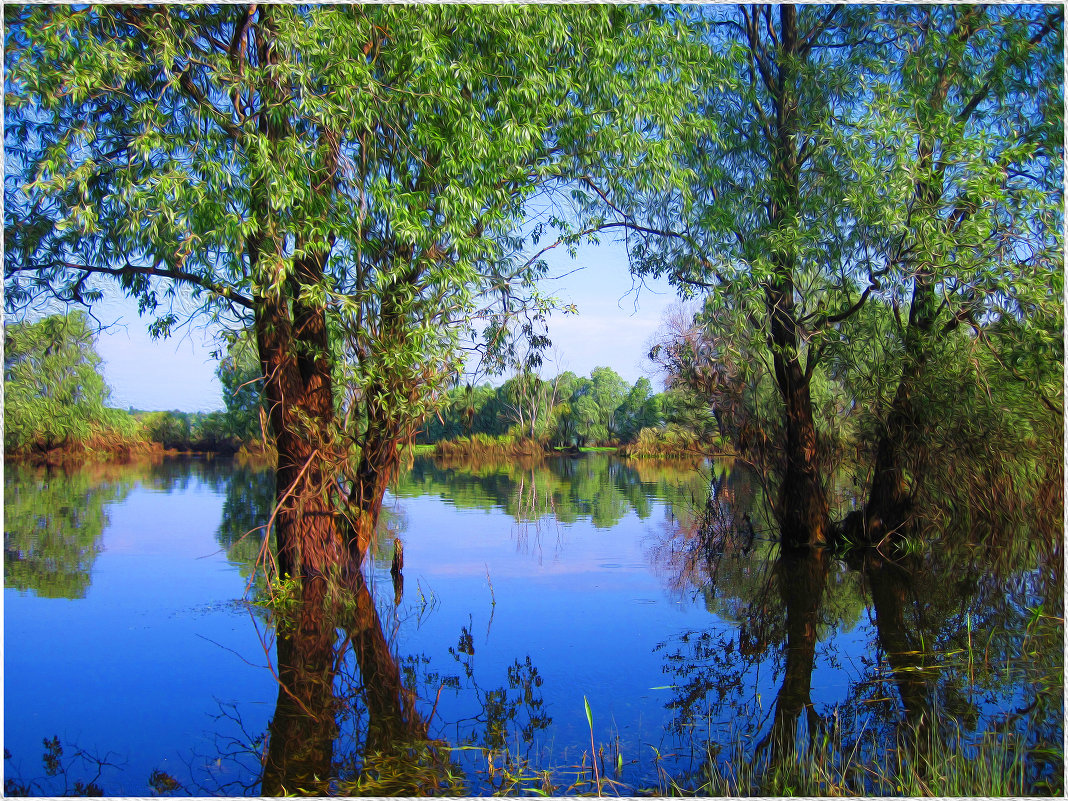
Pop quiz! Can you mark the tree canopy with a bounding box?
[4,4,701,574]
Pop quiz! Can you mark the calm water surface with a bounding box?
[4,455,1062,795]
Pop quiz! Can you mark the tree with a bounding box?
[619,5,879,546]
[5,5,697,576]
[140,410,192,450]
[614,377,661,441]
[855,5,1063,538]
[500,369,560,442]
[4,312,137,454]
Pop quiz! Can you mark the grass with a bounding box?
[616,426,710,459]
[432,434,549,461]
[665,713,1061,797]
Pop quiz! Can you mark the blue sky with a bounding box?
[93,239,681,413]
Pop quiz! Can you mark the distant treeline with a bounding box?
[5,312,713,461]
[417,366,711,453]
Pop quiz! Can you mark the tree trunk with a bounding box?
[345,279,418,562]
[248,5,344,578]
[768,282,831,547]
[254,270,342,579]
[760,4,830,547]
[348,419,400,562]
[864,276,937,538]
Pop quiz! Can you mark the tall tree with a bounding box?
[857,5,1063,538]
[620,5,878,546]
[5,5,696,576]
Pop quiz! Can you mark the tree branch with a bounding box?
[7,259,254,309]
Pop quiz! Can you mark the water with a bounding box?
[4,454,1062,795]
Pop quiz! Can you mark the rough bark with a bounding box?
[248,5,344,577]
[255,290,342,579]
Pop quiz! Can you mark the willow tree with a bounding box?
[5,5,696,577]
[613,5,881,547]
[855,5,1063,539]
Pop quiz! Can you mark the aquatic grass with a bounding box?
[332,739,467,796]
[583,696,600,796]
[433,434,548,461]
[617,425,709,459]
[251,572,301,615]
[672,711,1059,797]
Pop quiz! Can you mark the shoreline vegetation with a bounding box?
[5,427,708,467]
[4,318,715,466]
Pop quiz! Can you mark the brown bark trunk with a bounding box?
[254,273,342,579]
[770,292,831,547]
[348,422,398,561]
[761,4,830,547]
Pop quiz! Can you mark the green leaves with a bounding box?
[3,312,137,454]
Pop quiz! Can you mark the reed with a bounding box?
[616,425,708,459]
[432,434,548,461]
[683,715,1058,797]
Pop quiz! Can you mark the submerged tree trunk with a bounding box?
[346,280,422,562]
[261,578,339,796]
[262,572,431,795]
[864,273,938,539]
[346,571,429,757]
[860,8,961,542]
[348,422,401,562]
[864,552,933,747]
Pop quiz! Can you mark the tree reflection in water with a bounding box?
[260,570,448,796]
[4,458,234,599]
[648,470,1062,794]
[754,547,830,767]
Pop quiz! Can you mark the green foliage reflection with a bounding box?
[4,463,134,598]
[396,453,709,530]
